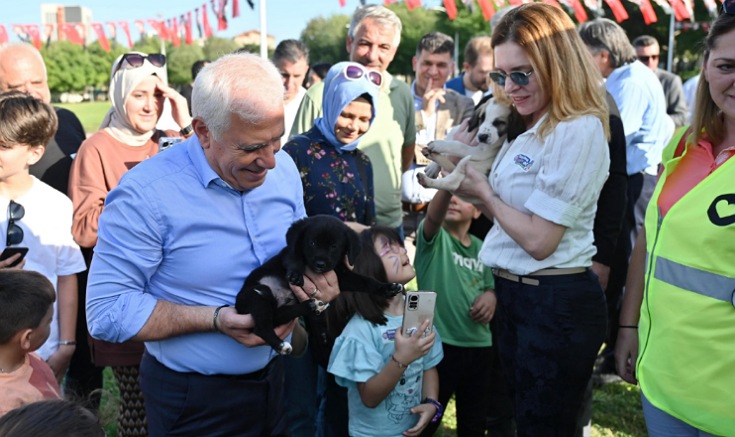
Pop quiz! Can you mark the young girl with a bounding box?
[327,226,444,437]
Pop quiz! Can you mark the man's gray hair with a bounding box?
[273,39,309,65]
[192,53,283,141]
[415,31,453,57]
[632,35,658,49]
[578,19,637,69]
[348,5,402,48]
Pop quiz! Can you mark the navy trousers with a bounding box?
[494,270,607,437]
[140,353,289,437]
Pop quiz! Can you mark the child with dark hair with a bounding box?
[0,399,104,436]
[327,226,444,437]
[0,270,60,416]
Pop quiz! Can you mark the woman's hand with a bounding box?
[614,328,639,384]
[290,269,340,304]
[0,253,25,269]
[156,82,192,132]
[394,320,435,366]
[449,118,480,147]
[46,346,75,383]
[450,157,495,205]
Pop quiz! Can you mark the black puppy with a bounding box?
[235,215,404,354]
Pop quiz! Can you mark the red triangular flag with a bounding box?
[339,0,347,6]
[233,0,240,17]
[24,25,42,50]
[134,20,145,36]
[667,0,691,20]
[636,0,658,24]
[60,23,84,45]
[444,0,458,19]
[172,18,181,47]
[203,4,213,37]
[564,0,589,23]
[0,25,8,45]
[476,0,496,20]
[106,22,117,40]
[91,23,110,52]
[185,12,194,44]
[604,0,629,22]
[118,21,134,49]
[541,0,563,8]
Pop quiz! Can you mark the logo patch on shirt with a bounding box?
[383,328,397,341]
[513,154,534,171]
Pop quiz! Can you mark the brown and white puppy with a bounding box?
[417,95,512,203]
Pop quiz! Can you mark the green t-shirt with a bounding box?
[415,220,494,347]
[290,73,416,228]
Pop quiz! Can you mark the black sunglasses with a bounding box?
[6,200,24,247]
[112,53,167,77]
[489,70,534,87]
[723,0,735,14]
[637,55,659,63]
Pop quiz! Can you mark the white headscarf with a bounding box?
[99,52,167,146]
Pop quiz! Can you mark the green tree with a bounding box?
[300,14,351,66]
[86,40,127,89]
[167,44,206,86]
[203,37,240,60]
[42,41,94,93]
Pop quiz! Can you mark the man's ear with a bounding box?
[192,118,211,149]
[27,145,45,166]
[412,56,418,74]
[346,36,354,55]
[463,62,471,73]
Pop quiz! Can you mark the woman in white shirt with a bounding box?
[440,4,611,435]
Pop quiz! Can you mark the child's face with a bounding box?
[374,234,415,284]
[334,97,372,144]
[0,142,43,182]
[445,195,479,224]
[29,306,53,351]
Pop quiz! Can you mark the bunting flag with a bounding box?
[0,25,8,45]
[406,0,422,11]
[681,0,694,18]
[476,0,496,20]
[444,0,458,19]
[185,12,194,44]
[233,0,240,17]
[492,0,505,8]
[629,0,658,24]
[541,0,563,8]
[560,0,589,22]
[668,0,691,20]
[171,18,181,47]
[604,0,629,22]
[339,0,346,5]
[212,0,227,31]
[246,0,255,8]
[147,19,168,40]
[134,19,145,36]
[508,0,524,5]
[12,25,27,41]
[60,23,84,45]
[195,8,203,38]
[91,23,111,51]
[384,0,399,4]
[43,24,54,47]
[118,21,134,48]
[24,24,42,49]
[702,0,718,14]
[75,23,87,45]
[583,0,601,14]
[202,4,213,37]
[106,22,117,40]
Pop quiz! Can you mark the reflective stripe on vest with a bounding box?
[654,256,735,307]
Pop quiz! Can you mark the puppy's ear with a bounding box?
[285,218,309,259]
[344,226,362,266]
[469,93,493,132]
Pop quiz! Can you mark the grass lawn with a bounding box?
[56,101,111,134]
[99,368,646,437]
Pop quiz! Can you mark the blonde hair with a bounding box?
[491,3,609,139]
[691,13,735,145]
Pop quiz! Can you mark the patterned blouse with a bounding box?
[283,127,375,225]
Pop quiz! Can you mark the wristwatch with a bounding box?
[180,124,194,137]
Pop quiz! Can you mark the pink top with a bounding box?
[0,353,61,416]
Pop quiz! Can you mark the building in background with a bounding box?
[41,4,93,45]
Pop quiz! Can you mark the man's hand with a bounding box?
[215,306,297,348]
[0,253,25,269]
[591,261,610,291]
[469,290,497,324]
[46,346,75,383]
[421,78,446,118]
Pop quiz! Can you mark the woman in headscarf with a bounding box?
[284,61,381,226]
[281,61,381,437]
[68,52,191,436]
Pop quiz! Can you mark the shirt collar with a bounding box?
[185,134,237,192]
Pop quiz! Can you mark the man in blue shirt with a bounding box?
[86,53,341,437]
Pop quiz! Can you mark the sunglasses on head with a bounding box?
[342,64,383,87]
[488,70,534,87]
[6,200,24,247]
[637,55,659,63]
[112,53,167,77]
[723,0,735,14]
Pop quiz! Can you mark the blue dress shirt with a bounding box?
[86,136,306,375]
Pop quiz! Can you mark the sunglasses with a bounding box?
[112,53,167,77]
[6,200,24,247]
[723,0,735,14]
[637,55,659,63]
[488,70,534,87]
[342,64,383,87]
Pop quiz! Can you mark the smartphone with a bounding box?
[158,136,183,152]
[0,247,29,268]
[402,291,436,337]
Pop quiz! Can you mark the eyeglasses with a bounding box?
[488,70,534,87]
[6,200,24,247]
[342,64,383,87]
[637,55,659,63]
[112,53,167,77]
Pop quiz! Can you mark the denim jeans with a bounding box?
[642,393,720,437]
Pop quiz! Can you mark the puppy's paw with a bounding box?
[286,270,304,287]
[308,298,329,315]
[382,283,404,297]
[424,163,441,179]
[278,342,293,355]
[417,172,429,188]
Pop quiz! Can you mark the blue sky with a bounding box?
[2,0,364,44]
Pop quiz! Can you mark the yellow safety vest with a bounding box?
[638,128,735,436]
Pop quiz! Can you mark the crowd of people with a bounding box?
[0,2,733,437]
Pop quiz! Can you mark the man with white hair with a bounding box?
[86,53,341,436]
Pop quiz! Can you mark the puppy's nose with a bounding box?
[313,260,327,271]
[478,133,489,143]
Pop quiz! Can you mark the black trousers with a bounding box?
[140,353,289,437]
[494,270,607,437]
